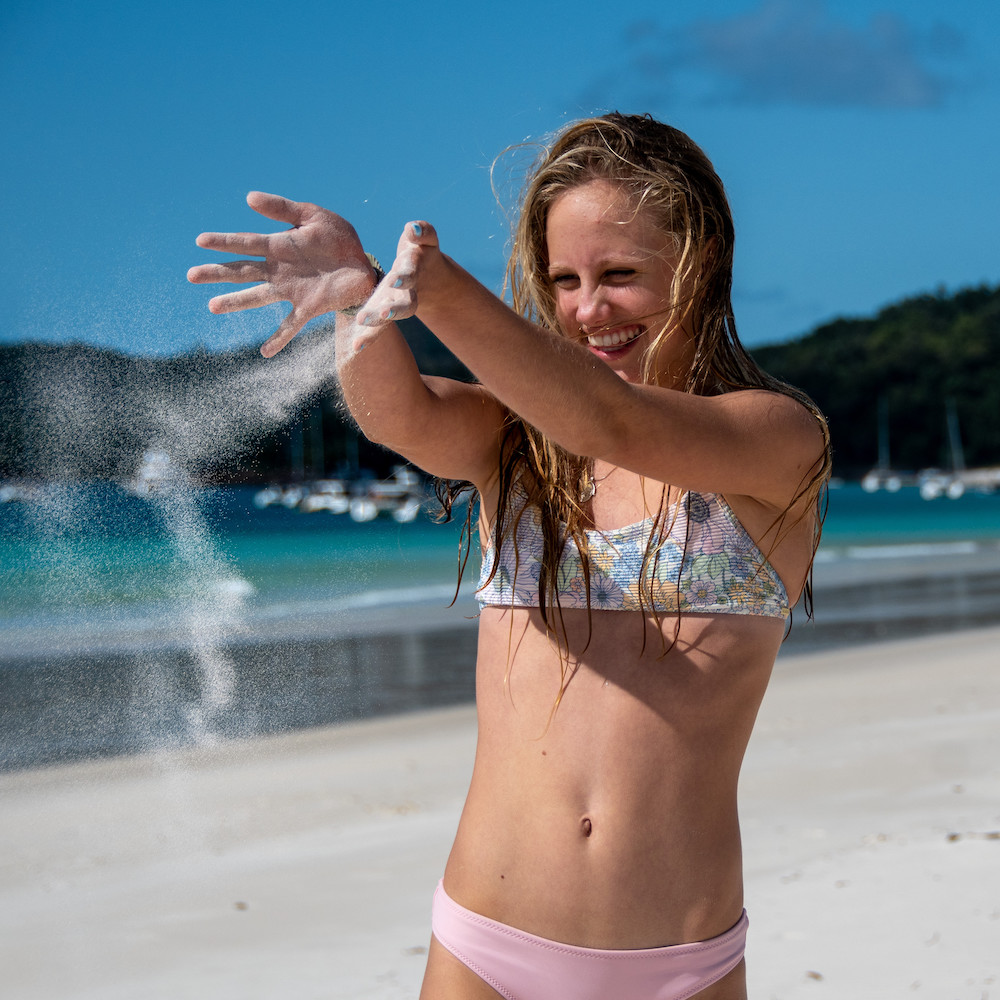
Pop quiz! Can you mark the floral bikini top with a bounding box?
[476,490,789,619]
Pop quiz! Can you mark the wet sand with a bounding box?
[2,626,998,999]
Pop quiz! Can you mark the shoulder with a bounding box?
[686,387,829,509]
[714,387,826,454]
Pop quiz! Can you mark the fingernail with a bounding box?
[411,223,422,236]
[386,309,395,320]
[393,278,403,288]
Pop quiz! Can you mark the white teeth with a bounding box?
[587,327,642,349]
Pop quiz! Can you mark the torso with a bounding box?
[442,463,816,950]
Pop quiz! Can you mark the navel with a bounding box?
[580,816,593,838]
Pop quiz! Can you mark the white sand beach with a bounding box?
[2,626,998,1000]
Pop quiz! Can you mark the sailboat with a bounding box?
[917,399,1000,498]
[918,400,966,499]
[860,396,911,492]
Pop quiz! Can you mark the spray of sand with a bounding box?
[15,323,341,755]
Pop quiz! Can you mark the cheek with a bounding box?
[552,294,575,331]
[641,282,676,317]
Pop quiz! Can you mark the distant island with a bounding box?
[1,284,997,484]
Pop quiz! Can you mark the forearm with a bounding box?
[413,254,631,459]
[336,313,504,484]
[335,316,429,452]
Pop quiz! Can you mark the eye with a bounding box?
[604,269,637,283]
[549,273,578,288]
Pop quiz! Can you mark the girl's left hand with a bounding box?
[355,220,441,329]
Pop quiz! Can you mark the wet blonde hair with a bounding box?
[440,113,831,646]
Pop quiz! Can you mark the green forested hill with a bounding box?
[2,285,998,482]
[751,285,1000,477]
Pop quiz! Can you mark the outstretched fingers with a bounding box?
[187,260,269,286]
[246,190,314,227]
[208,284,283,315]
[194,231,272,256]
[194,191,314,258]
[192,200,431,355]
[260,308,308,358]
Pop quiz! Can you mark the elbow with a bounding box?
[350,412,406,454]
[350,408,424,459]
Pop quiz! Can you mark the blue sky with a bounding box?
[2,0,997,355]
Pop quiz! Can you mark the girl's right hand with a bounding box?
[187,191,381,358]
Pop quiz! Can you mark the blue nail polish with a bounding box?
[386,309,395,320]
[411,223,422,236]
[393,278,403,288]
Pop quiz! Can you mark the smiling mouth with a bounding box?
[585,325,644,351]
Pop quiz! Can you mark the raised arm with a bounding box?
[360,221,825,510]
[333,312,503,486]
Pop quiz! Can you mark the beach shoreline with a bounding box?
[5,545,1000,771]
[2,625,998,999]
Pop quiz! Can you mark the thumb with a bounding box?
[397,220,439,254]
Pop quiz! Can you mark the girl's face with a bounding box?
[544,179,694,386]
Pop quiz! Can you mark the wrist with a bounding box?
[410,252,469,325]
[339,253,385,316]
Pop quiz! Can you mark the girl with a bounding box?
[189,113,831,1000]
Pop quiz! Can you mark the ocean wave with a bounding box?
[815,540,985,562]
[249,582,477,620]
[334,583,467,609]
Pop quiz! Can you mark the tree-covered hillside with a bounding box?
[751,285,1000,478]
[2,285,997,483]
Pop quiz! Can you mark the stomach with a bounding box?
[442,604,784,948]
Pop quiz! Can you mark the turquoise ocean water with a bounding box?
[1,483,473,644]
[818,483,1000,551]
[4,482,999,627]
[1,482,998,769]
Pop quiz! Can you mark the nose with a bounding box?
[574,282,611,332]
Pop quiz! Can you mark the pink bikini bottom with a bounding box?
[431,880,748,1000]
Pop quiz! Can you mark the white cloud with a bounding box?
[619,1,964,109]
